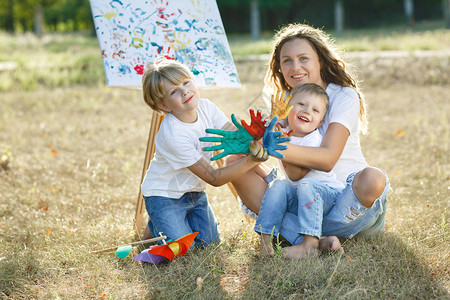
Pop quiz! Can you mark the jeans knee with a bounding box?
[269,178,293,192]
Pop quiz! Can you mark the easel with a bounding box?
[133,111,243,236]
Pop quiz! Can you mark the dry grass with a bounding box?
[0,33,449,299]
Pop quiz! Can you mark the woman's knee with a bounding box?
[353,167,386,208]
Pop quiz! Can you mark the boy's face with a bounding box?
[158,77,200,122]
[287,92,327,137]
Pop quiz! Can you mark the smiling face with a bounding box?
[158,77,200,123]
[279,38,326,90]
[287,91,327,137]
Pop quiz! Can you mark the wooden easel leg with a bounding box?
[134,111,162,237]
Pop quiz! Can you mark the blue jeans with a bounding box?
[254,172,390,245]
[144,192,220,247]
[254,178,341,240]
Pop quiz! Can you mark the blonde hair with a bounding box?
[290,83,329,114]
[265,23,367,133]
[142,59,193,113]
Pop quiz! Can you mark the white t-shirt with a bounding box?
[279,128,345,190]
[141,99,229,198]
[320,83,368,183]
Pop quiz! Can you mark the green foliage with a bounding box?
[0,0,446,34]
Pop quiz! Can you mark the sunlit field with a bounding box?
[0,28,449,299]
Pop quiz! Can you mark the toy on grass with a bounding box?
[91,235,167,258]
[134,232,198,264]
[200,114,253,161]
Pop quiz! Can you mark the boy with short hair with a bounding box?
[255,83,345,257]
[141,59,269,246]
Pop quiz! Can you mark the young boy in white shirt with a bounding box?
[141,59,272,246]
[254,83,345,258]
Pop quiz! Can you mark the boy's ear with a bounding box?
[157,102,171,113]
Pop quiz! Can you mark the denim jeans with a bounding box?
[321,172,390,238]
[254,178,341,239]
[144,191,220,247]
[254,172,390,245]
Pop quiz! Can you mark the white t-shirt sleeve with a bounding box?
[202,99,229,129]
[328,87,360,132]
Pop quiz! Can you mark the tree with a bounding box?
[445,0,450,28]
[34,4,44,37]
[4,0,14,32]
[404,0,415,27]
[334,0,344,34]
[250,0,260,40]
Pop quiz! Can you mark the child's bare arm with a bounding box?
[188,155,261,187]
[283,161,310,182]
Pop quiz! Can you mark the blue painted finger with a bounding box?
[277,136,291,144]
[273,131,282,138]
[275,144,288,151]
[266,116,278,131]
[271,151,284,159]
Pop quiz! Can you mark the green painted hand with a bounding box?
[200,114,254,161]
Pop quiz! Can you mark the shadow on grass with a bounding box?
[241,232,448,299]
[0,246,42,298]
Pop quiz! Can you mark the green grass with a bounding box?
[0,25,449,299]
[0,21,449,91]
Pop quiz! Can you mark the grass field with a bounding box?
[0,26,449,299]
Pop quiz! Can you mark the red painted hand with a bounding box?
[241,109,268,139]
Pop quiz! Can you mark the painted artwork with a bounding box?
[89,0,240,88]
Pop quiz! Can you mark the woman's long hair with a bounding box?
[265,23,367,133]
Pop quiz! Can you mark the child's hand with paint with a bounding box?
[270,90,293,120]
[200,114,253,161]
[241,109,268,139]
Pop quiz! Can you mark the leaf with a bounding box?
[220,278,227,286]
[51,149,58,156]
[46,229,52,236]
[395,130,405,136]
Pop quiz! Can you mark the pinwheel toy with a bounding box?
[134,232,198,264]
[90,235,167,258]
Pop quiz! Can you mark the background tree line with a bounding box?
[0,0,448,36]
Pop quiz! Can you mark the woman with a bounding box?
[227,23,390,255]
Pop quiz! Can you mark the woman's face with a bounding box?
[279,38,326,90]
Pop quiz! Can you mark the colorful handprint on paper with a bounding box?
[89,0,240,88]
